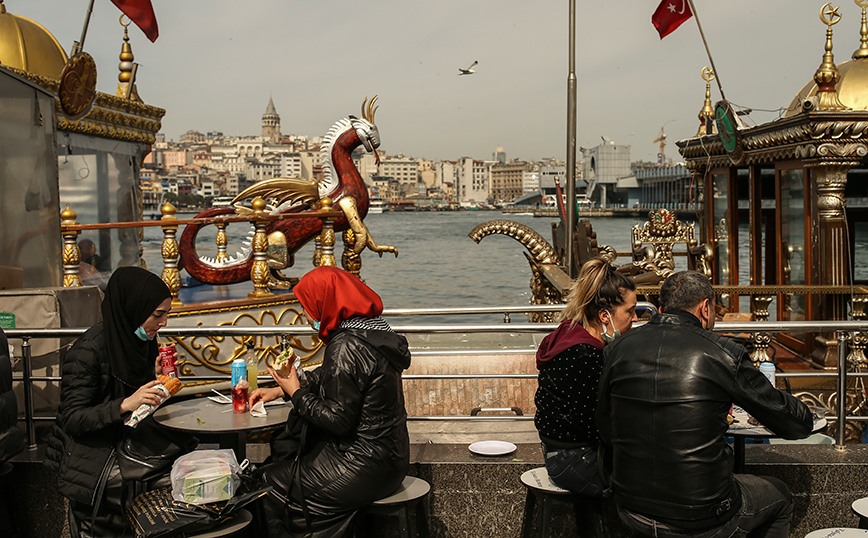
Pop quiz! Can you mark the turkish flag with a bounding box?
[651,0,693,39]
[111,0,159,42]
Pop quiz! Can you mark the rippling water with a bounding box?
[142,211,711,323]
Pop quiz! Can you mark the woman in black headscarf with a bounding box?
[46,267,179,537]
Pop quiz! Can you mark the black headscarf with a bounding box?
[101,267,171,395]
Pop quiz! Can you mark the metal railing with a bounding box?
[8,311,867,451]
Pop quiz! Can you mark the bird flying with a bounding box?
[458,60,478,75]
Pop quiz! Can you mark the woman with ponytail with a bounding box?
[534,258,637,496]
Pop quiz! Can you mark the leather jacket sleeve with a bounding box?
[291,334,372,438]
[58,336,123,437]
[730,348,812,439]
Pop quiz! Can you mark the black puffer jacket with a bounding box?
[0,328,25,463]
[274,326,411,508]
[46,324,126,506]
[597,311,812,525]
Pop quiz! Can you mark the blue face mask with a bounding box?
[311,320,321,331]
[134,326,154,341]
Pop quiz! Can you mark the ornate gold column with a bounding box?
[248,197,275,299]
[160,202,183,307]
[312,236,323,267]
[215,221,229,263]
[60,206,82,287]
[808,160,858,366]
[750,294,774,366]
[318,197,337,267]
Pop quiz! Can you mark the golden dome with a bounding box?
[786,58,868,117]
[0,1,68,79]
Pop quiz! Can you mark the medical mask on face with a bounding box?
[600,311,621,344]
[134,326,154,341]
[311,320,320,331]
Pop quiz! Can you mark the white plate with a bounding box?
[468,440,516,456]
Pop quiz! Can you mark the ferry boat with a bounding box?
[210,195,235,208]
[368,197,388,213]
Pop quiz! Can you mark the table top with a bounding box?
[805,528,868,538]
[728,417,827,438]
[153,396,291,435]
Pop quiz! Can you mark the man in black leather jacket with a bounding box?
[597,271,812,537]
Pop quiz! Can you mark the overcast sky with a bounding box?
[7,1,856,163]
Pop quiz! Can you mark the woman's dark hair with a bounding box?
[559,258,636,327]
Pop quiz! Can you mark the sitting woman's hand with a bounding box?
[249,386,283,408]
[120,380,163,413]
[268,365,301,398]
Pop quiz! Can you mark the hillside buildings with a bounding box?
[143,97,679,209]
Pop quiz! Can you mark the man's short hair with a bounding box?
[660,271,714,312]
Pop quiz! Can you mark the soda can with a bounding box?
[159,345,178,378]
[231,358,247,387]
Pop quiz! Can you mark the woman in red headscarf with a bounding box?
[251,266,411,538]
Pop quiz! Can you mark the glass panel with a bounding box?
[855,222,868,282]
[712,173,730,288]
[0,74,62,288]
[780,168,805,321]
[58,133,146,287]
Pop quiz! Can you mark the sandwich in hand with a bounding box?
[273,348,296,378]
[158,374,183,396]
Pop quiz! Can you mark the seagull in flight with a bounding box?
[458,60,478,76]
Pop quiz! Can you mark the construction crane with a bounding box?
[653,119,677,166]
[653,128,667,166]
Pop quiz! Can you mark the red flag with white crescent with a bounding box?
[651,0,693,39]
[111,0,159,42]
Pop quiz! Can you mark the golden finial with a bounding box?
[161,201,176,217]
[60,205,77,221]
[854,0,868,59]
[0,1,6,15]
[696,67,717,137]
[814,3,849,111]
[118,16,134,84]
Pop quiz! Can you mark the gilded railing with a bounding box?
[59,197,345,300]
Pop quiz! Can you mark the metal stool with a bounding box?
[520,467,605,538]
[854,497,868,529]
[806,529,868,538]
[362,476,431,538]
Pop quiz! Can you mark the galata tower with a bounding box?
[262,94,280,141]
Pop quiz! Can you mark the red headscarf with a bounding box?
[293,266,384,343]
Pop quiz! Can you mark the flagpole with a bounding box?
[71,0,96,56]
[566,0,577,278]
[686,0,726,101]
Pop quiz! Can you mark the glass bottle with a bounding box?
[245,342,258,391]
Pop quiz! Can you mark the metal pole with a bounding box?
[686,0,726,101]
[836,331,848,449]
[566,0,577,278]
[22,337,36,451]
[71,0,96,56]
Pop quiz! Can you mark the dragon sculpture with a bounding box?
[179,97,397,285]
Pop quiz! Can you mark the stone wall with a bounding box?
[402,352,538,417]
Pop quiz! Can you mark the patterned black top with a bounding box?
[534,343,604,449]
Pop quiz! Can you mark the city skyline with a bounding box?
[8,1,847,163]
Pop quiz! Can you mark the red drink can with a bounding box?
[159,345,178,378]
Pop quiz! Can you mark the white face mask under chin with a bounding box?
[600,311,621,344]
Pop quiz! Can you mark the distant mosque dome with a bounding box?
[0,0,68,79]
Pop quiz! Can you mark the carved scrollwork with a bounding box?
[816,142,868,157]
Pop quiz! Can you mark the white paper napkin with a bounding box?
[250,400,267,417]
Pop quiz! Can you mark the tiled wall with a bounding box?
[403,353,538,417]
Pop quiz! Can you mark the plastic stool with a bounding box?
[853,497,868,529]
[362,476,431,538]
[519,467,605,538]
[805,529,868,538]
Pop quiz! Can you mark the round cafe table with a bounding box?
[728,417,827,474]
[805,529,868,538]
[153,396,291,461]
